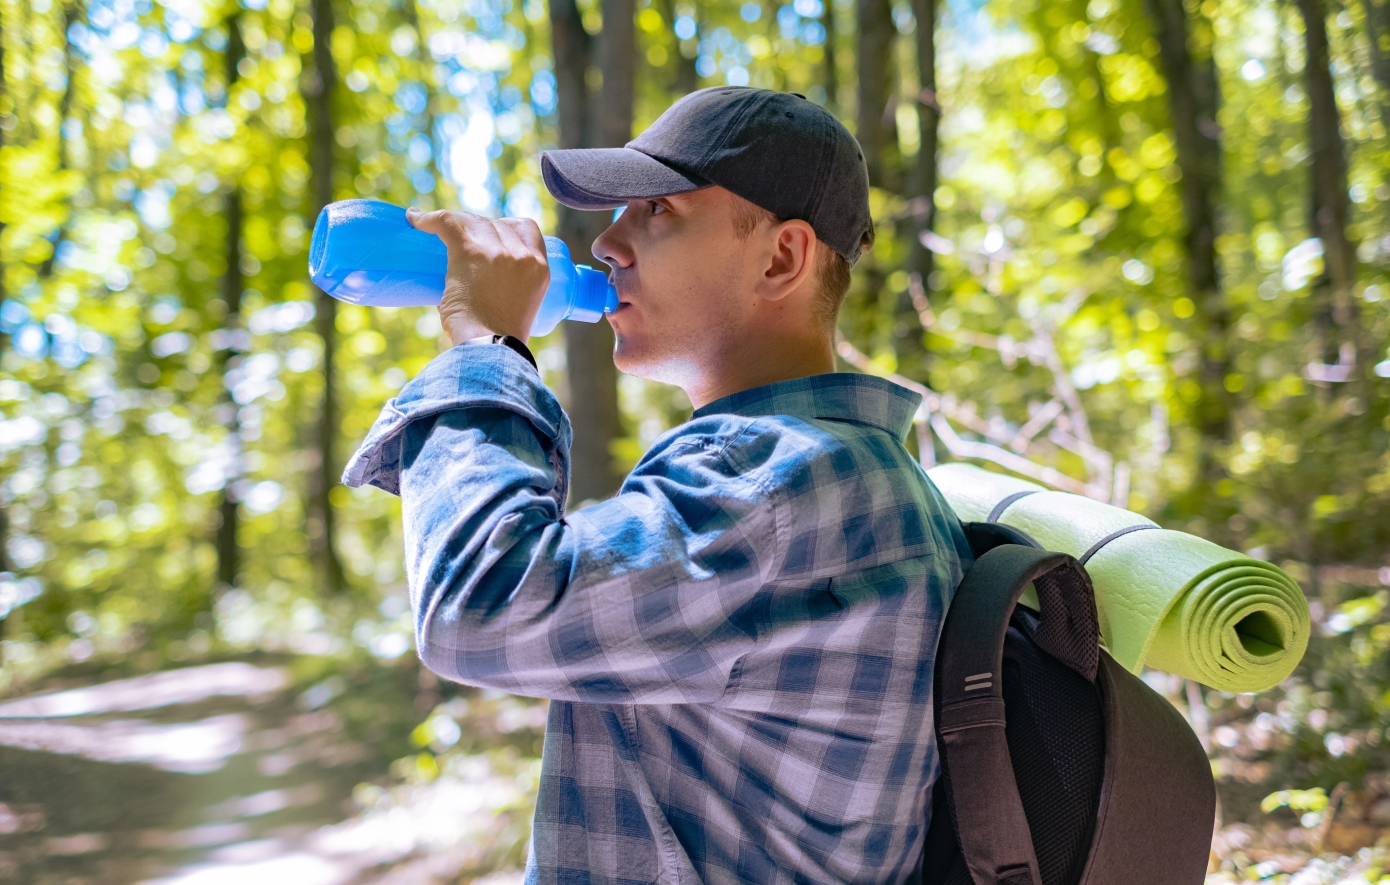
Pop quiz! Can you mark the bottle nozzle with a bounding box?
[569,265,616,323]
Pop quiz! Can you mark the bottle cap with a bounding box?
[569,265,617,323]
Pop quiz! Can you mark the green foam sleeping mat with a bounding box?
[927,463,1310,693]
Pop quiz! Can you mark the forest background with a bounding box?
[2,0,1390,876]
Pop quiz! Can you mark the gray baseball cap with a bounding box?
[540,87,874,264]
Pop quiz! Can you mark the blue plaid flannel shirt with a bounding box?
[343,344,972,885]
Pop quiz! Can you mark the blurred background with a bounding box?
[0,0,1389,879]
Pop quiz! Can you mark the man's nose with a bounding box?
[592,213,634,270]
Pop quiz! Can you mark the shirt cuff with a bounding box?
[341,343,571,495]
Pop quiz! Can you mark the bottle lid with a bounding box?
[570,265,617,323]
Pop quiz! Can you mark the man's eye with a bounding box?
[649,201,665,215]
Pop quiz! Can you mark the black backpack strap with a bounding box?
[934,543,1101,885]
[964,521,1043,555]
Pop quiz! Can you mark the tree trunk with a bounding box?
[0,18,6,307]
[1297,0,1362,367]
[37,0,82,280]
[217,190,245,592]
[897,0,938,384]
[552,0,630,505]
[13,3,34,143]
[591,0,635,153]
[549,0,590,157]
[0,500,7,640]
[211,11,247,600]
[821,0,840,111]
[658,0,698,96]
[855,0,897,189]
[304,0,346,593]
[853,0,896,373]
[1143,0,1231,495]
[550,0,591,333]
[0,15,10,640]
[56,1,81,144]
[1361,0,1390,128]
[674,38,699,96]
[0,19,5,307]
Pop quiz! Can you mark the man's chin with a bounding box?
[611,338,647,377]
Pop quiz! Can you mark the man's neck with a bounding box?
[685,333,837,410]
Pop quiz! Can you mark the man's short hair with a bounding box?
[731,197,854,328]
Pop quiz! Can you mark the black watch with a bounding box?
[461,333,538,371]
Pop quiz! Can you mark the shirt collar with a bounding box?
[692,373,923,440]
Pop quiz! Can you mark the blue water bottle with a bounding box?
[308,199,618,337]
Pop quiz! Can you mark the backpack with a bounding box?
[919,522,1216,885]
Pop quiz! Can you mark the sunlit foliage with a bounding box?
[1,0,1389,859]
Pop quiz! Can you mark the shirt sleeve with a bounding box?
[343,344,783,704]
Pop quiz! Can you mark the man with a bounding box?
[344,87,972,884]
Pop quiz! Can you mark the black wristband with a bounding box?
[460,333,538,371]
[494,334,538,371]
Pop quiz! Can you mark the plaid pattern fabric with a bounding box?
[344,345,973,885]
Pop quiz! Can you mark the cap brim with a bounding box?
[541,148,708,211]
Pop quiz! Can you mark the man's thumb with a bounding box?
[406,207,449,236]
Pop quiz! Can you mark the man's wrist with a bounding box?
[443,315,497,346]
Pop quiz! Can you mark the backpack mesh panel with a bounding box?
[1001,616,1105,885]
[1029,569,1099,681]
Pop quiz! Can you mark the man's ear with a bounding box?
[757,219,817,303]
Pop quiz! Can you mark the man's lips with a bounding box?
[609,280,634,313]
[609,272,635,312]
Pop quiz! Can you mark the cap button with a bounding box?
[790,92,806,99]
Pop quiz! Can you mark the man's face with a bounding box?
[591,187,761,388]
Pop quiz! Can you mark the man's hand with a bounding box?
[406,208,549,346]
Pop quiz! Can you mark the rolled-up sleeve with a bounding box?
[343,344,783,705]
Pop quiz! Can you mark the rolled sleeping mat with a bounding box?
[927,463,1310,693]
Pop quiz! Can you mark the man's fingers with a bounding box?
[492,218,523,254]
[407,208,499,253]
[409,211,545,269]
[503,217,547,258]
[418,211,551,344]
[461,213,506,253]
[407,209,475,253]
[492,218,547,271]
